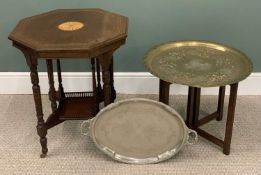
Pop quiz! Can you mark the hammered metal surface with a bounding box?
[144,41,253,87]
[90,98,190,164]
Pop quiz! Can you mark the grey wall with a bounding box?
[1,0,260,72]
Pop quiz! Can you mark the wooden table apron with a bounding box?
[159,80,238,155]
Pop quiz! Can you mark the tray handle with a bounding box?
[187,129,198,145]
[81,120,92,136]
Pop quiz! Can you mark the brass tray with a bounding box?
[81,98,197,164]
[144,41,253,87]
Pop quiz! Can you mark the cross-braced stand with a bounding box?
[159,80,239,155]
[186,84,238,155]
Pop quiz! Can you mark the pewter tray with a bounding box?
[144,41,253,87]
[82,98,197,164]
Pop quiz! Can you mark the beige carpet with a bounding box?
[0,94,260,175]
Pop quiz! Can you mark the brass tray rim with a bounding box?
[143,40,253,87]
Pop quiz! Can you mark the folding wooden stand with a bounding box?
[186,84,238,155]
[159,81,239,155]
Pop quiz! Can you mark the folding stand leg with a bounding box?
[159,79,170,105]
[193,88,201,128]
[186,87,195,127]
[189,84,239,155]
[217,86,226,121]
[223,83,238,155]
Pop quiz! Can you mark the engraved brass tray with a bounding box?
[81,98,197,164]
[144,41,253,87]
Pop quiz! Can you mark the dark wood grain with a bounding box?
[196,112,219,127]
[196,128,224,147]
[99,52,113,106]
[57,95,97,120]
[110,56,116,102]
[91,58,96,92]
[23,51,48,158]
[159,79,170,105]
[56,59,65,101]
[96,59,103,102]
[91,58,99,112]
[223,83,238,155]
[46,60,57,112]
[188,85,239,155]
[9,9,128,157]
[186,87,195,127]
[9,9,128,55]
[193,88,201,128]
[217,86,226,121]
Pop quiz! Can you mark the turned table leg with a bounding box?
[57,59,65,100]
[223,83,238,155]
[99,52,113,106]
[45,59,64,129]
[46,60,57,112]
[91,58,100,112]
[27,56,48,158]
[159,79,170,105]
[96,59,103,102]
[110,56,116,102]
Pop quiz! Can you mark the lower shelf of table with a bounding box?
[57,97,97,120]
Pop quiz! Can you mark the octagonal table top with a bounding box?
[144,41,253,87]
[9,9,128,56]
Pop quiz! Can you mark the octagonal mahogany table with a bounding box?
[9,9,128,157]
[144,41,253,155]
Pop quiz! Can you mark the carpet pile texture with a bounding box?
[0,95,260,174]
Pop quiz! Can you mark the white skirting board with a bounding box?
[0,72,260,95]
